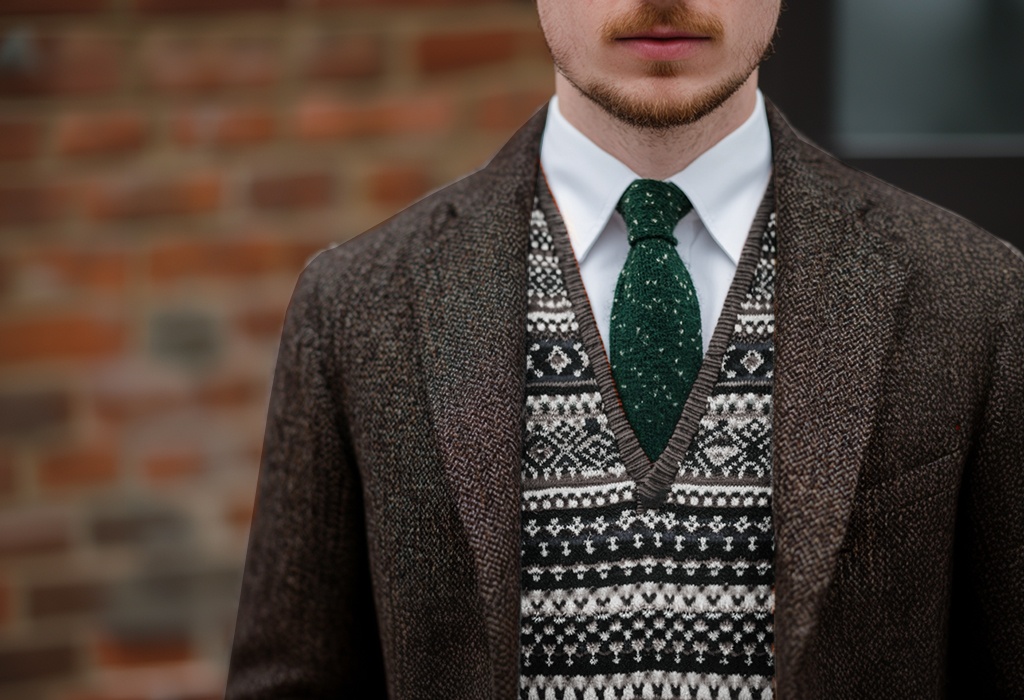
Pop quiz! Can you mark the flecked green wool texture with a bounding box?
[610,179,703,462]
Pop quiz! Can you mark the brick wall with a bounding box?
[0,1,553,698]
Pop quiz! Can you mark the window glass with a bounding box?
[836,0,1024,155]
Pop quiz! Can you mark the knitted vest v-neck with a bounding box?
[519,173,777,700]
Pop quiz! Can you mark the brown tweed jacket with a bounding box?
[226,101,1024,700]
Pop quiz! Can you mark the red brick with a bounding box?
[0,315,125,363]
[134,0,286,12]
[477,89,551,130]
[367,162,431,207]
[30,582,106,617]
[63,666,224,700]
[235,307,286,340]
[251,172,333,210]
[84,172,221,221]
[0,576,10,625]
[0,120,43,161]
[0,0,108,13]
[305,34,382,80]
[92,375,188,423]
[521,27,553,62]
[173,106,276,147]
[0,645,76,683]
[417,30,519,74]
[57,111,147,157]
[0,183,72,226]
[144,35,278,93]
[0,509,70,556]
[144,450,204,481]
[295,93,453,140]
[21,249,128,295]
[94,391,185,422]
[39,444,118,489]
[150,239,322,282]
[0,33,120,97]
[95,633,191,667]
[226,498,254,529]
[0,449,14,496]
[195,378,264,408]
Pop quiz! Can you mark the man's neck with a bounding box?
[554,70,760,180]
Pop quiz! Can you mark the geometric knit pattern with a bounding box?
[611,180,703,462]
[520,192,777,700]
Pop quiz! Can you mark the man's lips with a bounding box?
[614,29,711,62]
[618,28,707,40]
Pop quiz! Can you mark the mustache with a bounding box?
[600,3,725,43]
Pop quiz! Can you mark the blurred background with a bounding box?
[0,1,1020,699]
[0,1,553,699]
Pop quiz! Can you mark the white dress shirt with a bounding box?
[539,90,773,357]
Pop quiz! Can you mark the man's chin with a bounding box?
[574,72,751,131]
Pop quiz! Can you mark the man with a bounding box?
[226,1,1024,698]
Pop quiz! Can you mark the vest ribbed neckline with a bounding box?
[536,169,775,508]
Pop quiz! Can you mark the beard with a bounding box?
[566,67,757,131]
[548,2,776,131]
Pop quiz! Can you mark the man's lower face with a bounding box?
[538,0,781,130]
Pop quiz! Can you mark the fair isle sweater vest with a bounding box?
[519,174,777,700]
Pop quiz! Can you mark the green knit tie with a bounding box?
[610,179,703,462]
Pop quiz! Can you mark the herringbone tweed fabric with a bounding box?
[226,100,1024,700]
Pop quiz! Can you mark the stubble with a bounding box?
[548,2,776,131]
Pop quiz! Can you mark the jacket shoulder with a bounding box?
[307,105,547,288]
[285,104,548,344]
[305,171,480,296]
[790,133,1024,303]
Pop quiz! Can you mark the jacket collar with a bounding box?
[412,99,909,700]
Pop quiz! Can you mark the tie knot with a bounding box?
[617,179,693,246]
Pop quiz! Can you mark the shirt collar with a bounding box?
[540,90,772,265]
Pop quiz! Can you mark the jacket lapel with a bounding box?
[767,101,910,696]
[411,108,547,699]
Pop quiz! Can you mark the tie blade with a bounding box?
[609,211,703,462]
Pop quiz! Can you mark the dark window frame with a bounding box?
[760,0,1024,248]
